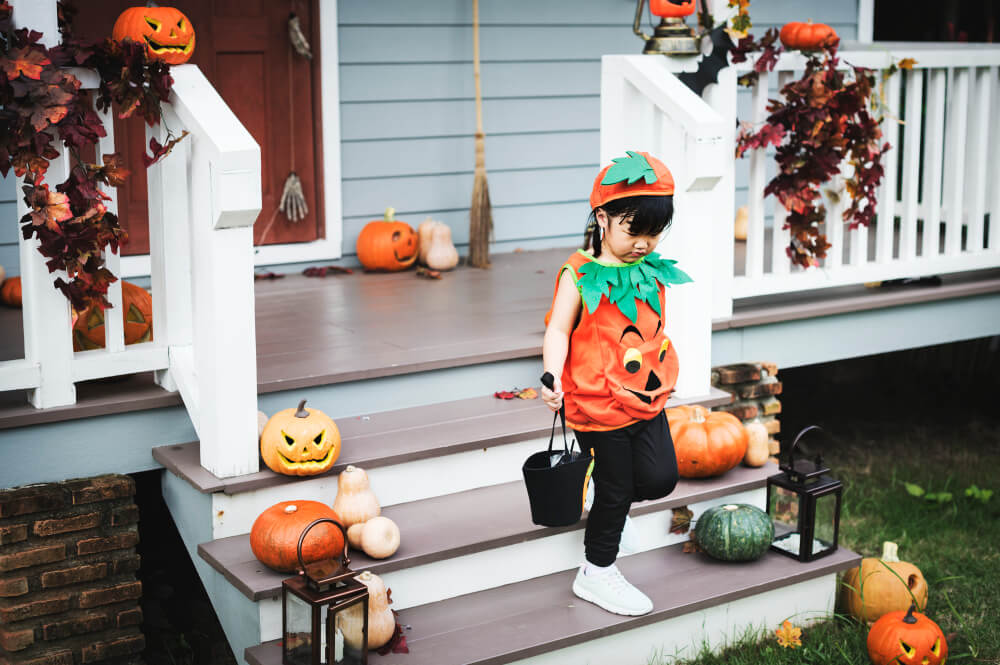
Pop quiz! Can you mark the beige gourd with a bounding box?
[333,466,381,527]
[743,422,770,467]
[346,523,365,550]
[417,218,437,265]
[360,516,400,559]
[341,571,396,650]
[734,205,749,240]
[424,222,459,271]
[257,411,268,439]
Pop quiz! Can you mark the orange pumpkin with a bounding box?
[356,208,418,272]
[250,501,345,573]
[649,0,696,18]
[842,541,928,622]
[666,405,748,478]
[779,21,840,51]
[72,281,153,351]
[867,604,947,665]
[260,399,342,476]
[0,277,21,308]
[112,4,196,65]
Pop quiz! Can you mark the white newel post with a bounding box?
[600,56,725,400]
[169,66,261,478]
[13,0,76,408]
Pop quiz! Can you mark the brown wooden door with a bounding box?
[71,0,323,255]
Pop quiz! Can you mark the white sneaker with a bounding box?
[572,564,653,616]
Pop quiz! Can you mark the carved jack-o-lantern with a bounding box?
[356,208,418,272]
[112,5,196,65]
[72,281,153,351]
[649,0,697,18]
[260,400,342,476]
[867,604,948,665]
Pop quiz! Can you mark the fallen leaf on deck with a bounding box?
[494,390,518,400]
[254,271,285,280]
[416,266,441,279]
[669,506,693,534]
[517,388,538,400]
[303,265,353,277]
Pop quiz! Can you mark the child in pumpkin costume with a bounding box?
[541,151,690,616]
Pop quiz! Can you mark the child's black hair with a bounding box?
[584,195,674,257]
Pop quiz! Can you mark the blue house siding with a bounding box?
[0,0,860,270]
[0,172,17,276]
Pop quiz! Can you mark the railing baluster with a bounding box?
[899,69,924,261]
[745,70,769,279]
[770,71,794,276]
[943,67,970,255]
[825,173,847,271]
[875,69,901,263]
[92,100,125,353]
[921,68,947,258]
[965,66,993,253]
[991,67,1000,252]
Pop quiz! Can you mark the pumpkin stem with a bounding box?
[881,541,900,563]
[284,504,298,513]
[358,571,372,581]
[903,602,918,624]
[295,400,309,418]
[384,207,395,222]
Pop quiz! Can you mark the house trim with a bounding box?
[857,0,875,42]
[120,0,342,279]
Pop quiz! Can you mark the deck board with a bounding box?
[244,543,860,665]
[2,245,998,429]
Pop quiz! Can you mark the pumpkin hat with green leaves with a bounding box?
[590,151,675,210]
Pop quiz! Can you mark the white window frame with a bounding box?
[121,0,342,277]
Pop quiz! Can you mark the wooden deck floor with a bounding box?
[0,245,997,428]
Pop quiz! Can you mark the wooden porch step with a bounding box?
[244,543,860,665]
[153,387,733,496]
[198,465,774,602]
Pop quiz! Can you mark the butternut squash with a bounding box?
[341,571,396,650]
[333,465,381,527]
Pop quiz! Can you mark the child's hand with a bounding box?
[541,375,564,412]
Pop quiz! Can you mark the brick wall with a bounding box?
[712,362,782,461]
[0,476,143,665]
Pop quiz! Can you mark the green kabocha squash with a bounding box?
[694,503,774,562]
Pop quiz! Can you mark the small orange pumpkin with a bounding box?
[779,21,840,51]
[72,281,153,351]
[356,208,418,272]
[260,399,342,476]
[867,604,947,665]
[112,4,196,65]
[666,405,748,478]
[842,541,928,622]
[649,0,696,18]
[250,501,345,573]
[0,277,22,308]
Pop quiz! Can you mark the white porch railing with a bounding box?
[725,44,1000,303]
[601,55,730,400]
[4,5,261,478]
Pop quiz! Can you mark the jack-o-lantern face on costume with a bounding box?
[113,6,196,65]
[260,400,342,476]
[601,303,678,411]
[649,0,697,18]
[867,605,948,665]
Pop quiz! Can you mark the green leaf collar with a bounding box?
[576,251,692,323]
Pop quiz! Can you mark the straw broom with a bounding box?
[468,0,493,268]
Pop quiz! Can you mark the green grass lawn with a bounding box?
[664,341,1000,665]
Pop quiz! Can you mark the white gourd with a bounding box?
[424,222,459,271]
[333,466,381,527]
[341,571,396,650]
[360,516,400,559]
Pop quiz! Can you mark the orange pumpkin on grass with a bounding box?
[113,4,196,65]
[250,501,345,573]
[356,208,418,272]
[779,21,839,51]
[867,604,947,665]
[72,281,153,351]
[666,405,748,478]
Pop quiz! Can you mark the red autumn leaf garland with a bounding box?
[1,0,182,310]
[733,31,891,268]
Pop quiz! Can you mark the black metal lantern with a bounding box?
[282,518,369,665]
[766,426,843,562]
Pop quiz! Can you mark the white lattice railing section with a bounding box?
[728,44,1000,300]
[4,1,261,478]
[601,55,731,400]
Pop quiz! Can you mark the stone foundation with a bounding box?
[712,362,782,460]
[0,476,143,665]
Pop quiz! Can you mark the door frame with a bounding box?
[120,0,342,277]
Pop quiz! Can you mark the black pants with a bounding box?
[575,411,679,567]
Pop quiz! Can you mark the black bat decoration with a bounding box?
[678,25,734,97]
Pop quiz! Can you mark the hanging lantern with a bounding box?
[282,519,369,665]
[633,0,701,55]
[765,426,843,562]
